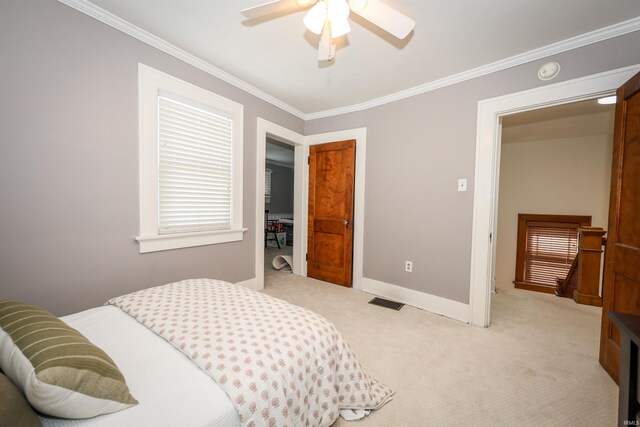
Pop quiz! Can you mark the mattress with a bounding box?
[39,305,240,427]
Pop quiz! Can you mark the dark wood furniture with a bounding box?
[572,227,606,306]
[555,227,606,306]
[264,210,280,249]
[608,312,640,426]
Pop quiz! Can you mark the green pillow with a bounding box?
[0,301,137,419]
[0,371,42,427]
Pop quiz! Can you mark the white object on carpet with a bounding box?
[272,254,293,270]
[340,409,370,421]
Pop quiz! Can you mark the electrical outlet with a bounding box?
[458,178,467,192]
[405,260,413,273]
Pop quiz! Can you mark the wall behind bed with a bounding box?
[0,0,304,315]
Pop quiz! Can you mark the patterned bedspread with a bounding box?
[107,279,393,427]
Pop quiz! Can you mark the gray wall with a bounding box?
[0,0,303,315]
[305,32,640,304]
[266,163,294,215]
[2,0,640,315]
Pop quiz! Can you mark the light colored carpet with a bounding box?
[260,267,617,426]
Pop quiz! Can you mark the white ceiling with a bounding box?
[83,0,640,115]
[502,99,615,144]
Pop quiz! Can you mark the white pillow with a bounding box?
[0,301,138,418]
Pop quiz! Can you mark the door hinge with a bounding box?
[305,253,308,261]
[307,156,310,165]
[489,232,493,242]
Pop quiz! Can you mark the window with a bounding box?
[158,96,233,233]
[514,214,591,293]
[136,64,245,253]
[265,168,272,204]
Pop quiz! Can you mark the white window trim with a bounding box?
[136,64,246,253]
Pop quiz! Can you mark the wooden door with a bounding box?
[599,71,640,382]
[307,140,356,287]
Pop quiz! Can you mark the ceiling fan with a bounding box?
[241,0,415,61]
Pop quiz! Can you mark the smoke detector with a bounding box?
[538,62,561,81]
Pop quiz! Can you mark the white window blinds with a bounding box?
[524,222,579,287]
[265,168,272,203]
[158,95,233,234]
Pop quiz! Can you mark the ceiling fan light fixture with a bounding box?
[330,15,351,37]
[303,1,327,34]
[348,0,368,12]
[328,0,350,19]
[243,0,415,62]
[327,0,351,37]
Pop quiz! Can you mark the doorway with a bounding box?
[254,119,305,291]
[307,139,356,287]
[305,128,367,291]
[264,138,295,274]
[494,99,615,295]
[469,64,640,327]
[255,121,368,291]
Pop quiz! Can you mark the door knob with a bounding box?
[343,220,349,226]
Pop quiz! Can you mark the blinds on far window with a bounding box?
[524,222,579,287]
[265,168,272,203]
[158,95,233,234]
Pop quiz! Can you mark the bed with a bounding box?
[1,279,393,427]
[40,305,240,427]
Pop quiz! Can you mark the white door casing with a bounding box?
[255,119,305,291]
[469,64,640,327]
[304,128,367,290]
[255,120,367,291]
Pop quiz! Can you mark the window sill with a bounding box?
[135,228,247,253]
[513,281,557,294]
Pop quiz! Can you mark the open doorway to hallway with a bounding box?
[255,123,367,293]
[264,138,295,275]
[470,65,639,328]
[494,98,615,302]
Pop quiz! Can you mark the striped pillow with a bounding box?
[0,301,137,419]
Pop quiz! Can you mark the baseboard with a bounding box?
[235,277,257,291]
[361,277,470,323]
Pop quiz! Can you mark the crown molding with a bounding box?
[305,16,640,120]
[57,0,640,122]
[57,0,307,120]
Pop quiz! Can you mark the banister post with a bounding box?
[573,227,606,307]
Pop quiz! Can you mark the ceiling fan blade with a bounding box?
[351,0,415,39]
[318,23,336,61]
[241,0,308,20]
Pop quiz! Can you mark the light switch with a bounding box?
[458,178,467,192]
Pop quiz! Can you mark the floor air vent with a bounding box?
[368,297,404,311]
